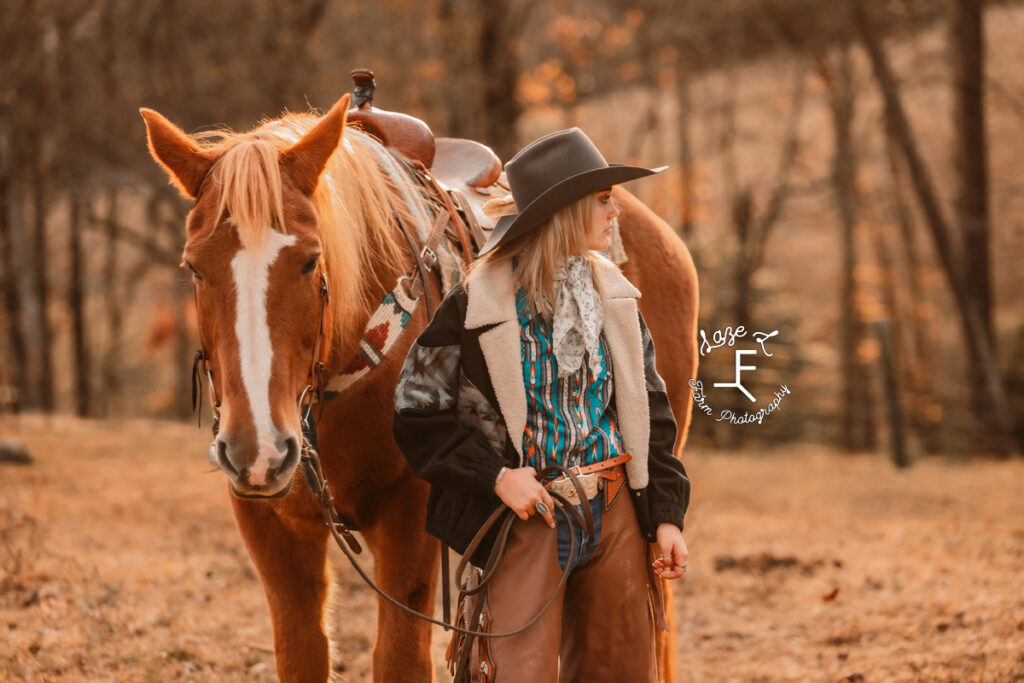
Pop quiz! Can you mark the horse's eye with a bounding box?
[185,262,203,282]
[302,254,320,275]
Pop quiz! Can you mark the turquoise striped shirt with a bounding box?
[515,286,626,471]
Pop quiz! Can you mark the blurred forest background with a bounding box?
[2,0,1023,460]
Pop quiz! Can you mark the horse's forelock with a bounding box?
[210,140,287,249]
[192,113,419,342]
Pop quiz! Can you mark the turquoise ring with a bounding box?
[535,501,550,516]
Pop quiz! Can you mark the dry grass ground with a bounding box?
[1,415,1022,681]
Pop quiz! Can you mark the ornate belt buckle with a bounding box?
[548,472,599,505]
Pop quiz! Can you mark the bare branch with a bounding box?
[83,211,180,268]
[750,62,808,268]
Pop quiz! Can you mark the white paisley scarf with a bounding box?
[551,254,604,379]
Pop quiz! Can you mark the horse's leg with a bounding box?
[359,469,438,682]
[230,493,332,682]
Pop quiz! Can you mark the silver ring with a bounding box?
[535,501,550,516]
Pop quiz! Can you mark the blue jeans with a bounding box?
[554,494,604,573]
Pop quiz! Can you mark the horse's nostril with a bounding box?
[268,435,300,480]
[285,435,299,464]
[216,439,239,477]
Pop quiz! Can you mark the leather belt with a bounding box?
[544,452,631,482]
[543,453,631,506]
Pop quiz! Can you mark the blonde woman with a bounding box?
[393,128,690,681]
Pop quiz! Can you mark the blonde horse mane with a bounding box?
[192,113,417,344]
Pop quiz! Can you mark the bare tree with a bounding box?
[766,4,877,451]
[731,65,806,332]
[437,0,477,138]
[0,166,28,412]
[883,118,942,454]
[29,161,54,410]
[828,45,877,452]
[102,189,123,416]
[851,0,1014,457]
[68,193,91,417]
[951,0,999,452]
[478,0,533,161]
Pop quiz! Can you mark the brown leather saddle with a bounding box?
[345,68,508,252]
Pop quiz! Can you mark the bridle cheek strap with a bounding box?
[301,271,331,424]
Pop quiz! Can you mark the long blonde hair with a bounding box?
[470,192,600,318]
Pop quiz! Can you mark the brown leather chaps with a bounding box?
[461,485,658,682]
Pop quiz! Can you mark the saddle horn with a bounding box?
[345,68,436,168]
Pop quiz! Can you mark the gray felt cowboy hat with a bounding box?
[478,127,668,256]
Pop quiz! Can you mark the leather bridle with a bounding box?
[190,268,340,501]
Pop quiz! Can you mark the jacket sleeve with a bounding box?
[639,311,691,531]
[392,283,508,495]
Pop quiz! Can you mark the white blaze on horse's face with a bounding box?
[230,225,298,486]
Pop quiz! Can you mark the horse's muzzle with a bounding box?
[210,433,300,498]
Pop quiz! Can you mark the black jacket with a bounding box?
[392,254,689,565]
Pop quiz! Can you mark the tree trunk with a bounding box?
[264,0,329,108]
[731,189,754,331]
[478,0,524,162]
[102,188,122,416]
[0,174,28,412]
[30,164,54,410]
[874,319,910,467]
[830,46,876,452]
[69,193,91,417]
[867,204,911,464]
[951,0,999,451]
[951,0,992,346]
[884,119,941,453]
[99,0,120,416]
[438,0,476,139]
[676,68,696,242]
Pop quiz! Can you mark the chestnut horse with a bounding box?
[140,94,698,682]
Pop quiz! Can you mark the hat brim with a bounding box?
[478,163,668,256]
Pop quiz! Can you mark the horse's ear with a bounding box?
[140,108,216,200]
[281,94,351,195]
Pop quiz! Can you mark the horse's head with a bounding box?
[140,96,350,497]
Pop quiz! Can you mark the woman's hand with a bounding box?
[651,523,688,580]
[494,467,556,528]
